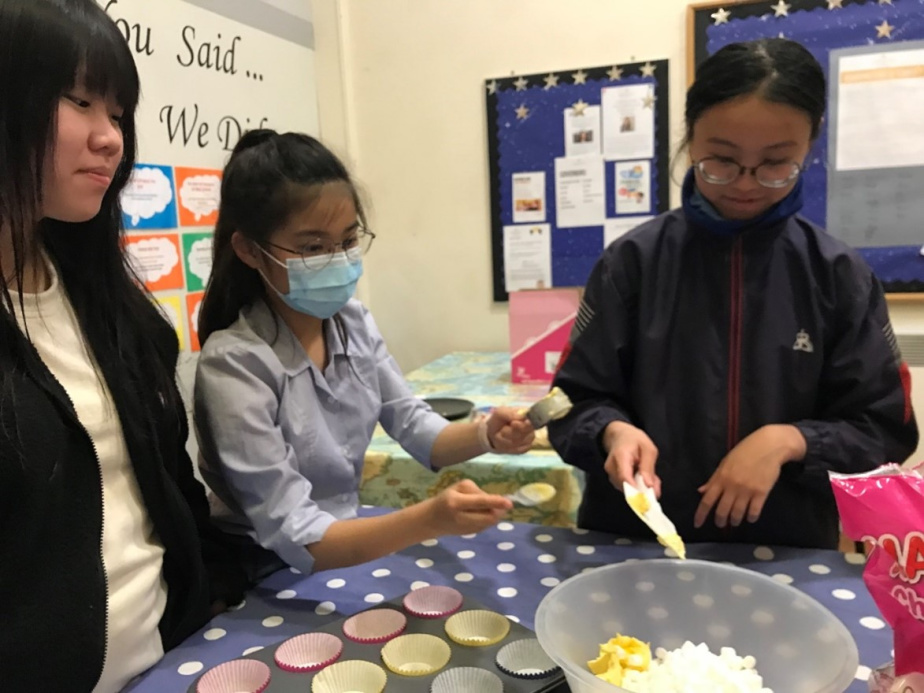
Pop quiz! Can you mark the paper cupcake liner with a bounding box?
[445,609,511,647]
[274,632,344,673]
[430,666,504,693]
[311,660,387,693]
[380,633,451,677]
[403,585,464,619]
[495,638,560,679]
[342,607,407,644]
[196,659,271,693]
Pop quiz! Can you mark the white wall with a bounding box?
[316,0,924,462]
[313,0,368,302]
[335,0,691,370]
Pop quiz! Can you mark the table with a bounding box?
[125,507,889,693]
[360,351,585,527]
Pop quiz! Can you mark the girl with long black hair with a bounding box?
[0,1,242,690]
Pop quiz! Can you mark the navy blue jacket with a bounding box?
[549,209,918,549]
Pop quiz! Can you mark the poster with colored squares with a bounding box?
[122,167,217,352]
[689,0,924,292]
[103,0,320,359]
[122,164,219,348]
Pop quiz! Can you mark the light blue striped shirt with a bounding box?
[194,299,449,574]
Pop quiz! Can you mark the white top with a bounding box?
[14,263,169,693]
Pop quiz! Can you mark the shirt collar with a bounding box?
[242,300,352,377]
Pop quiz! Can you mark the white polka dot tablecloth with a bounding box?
[123,507,885,693]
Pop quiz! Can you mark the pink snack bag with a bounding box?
[830,463,924,693]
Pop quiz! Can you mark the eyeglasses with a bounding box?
[695,157,804,189]
[265,228,376,269]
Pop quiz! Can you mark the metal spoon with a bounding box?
[521,387,573,429]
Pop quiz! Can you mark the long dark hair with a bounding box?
[198,130,368,344]
[684,38,826,145]
[0,0,182,439]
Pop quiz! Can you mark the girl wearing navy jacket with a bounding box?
[549,38,918,549]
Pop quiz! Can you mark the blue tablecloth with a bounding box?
[125,508,888,692]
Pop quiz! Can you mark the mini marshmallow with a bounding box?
[619,641,772,693]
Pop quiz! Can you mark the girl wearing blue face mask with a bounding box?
[195,130,535,580]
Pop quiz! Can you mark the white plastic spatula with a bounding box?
[622,473,687,559]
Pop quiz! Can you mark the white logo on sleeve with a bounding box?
[793,329,814,353]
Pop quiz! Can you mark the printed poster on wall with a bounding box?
[182,232,213,292]
[615,161,652,215]
[512,171,547,224]
[554,155,606,228]
[563,105,601,158]
[101,0,319,167]
[125,233,184,292]
[503,224,552,291]
[175,167,222,227]
[601,84,655,161]
[121,164,178,230]
[834,47,924,172]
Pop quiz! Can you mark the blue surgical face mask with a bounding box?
[259,246,363,319]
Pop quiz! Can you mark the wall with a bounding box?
[337,0,688,369]
[327,0,924,463]
[96,0,320,463]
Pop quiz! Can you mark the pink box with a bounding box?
[509,288,581,384]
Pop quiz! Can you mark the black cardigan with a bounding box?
[0,310,245,690]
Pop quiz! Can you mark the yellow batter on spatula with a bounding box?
[623,473,686,560]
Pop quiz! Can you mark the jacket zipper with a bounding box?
[89,436,109,689]
[49,375,110,687]
[727,238,743,451]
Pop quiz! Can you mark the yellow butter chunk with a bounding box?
[589,634,651,683]
[588,651,612,675]
[657,532,687,560]
[597,664,624,686]
[626,492,650,516]
[611,636,651,671]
